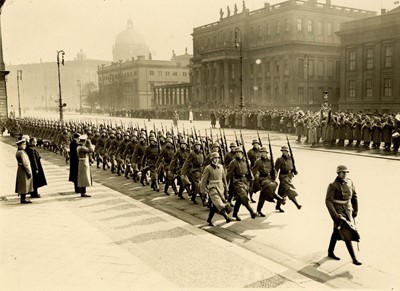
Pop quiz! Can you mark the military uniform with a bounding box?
[141,138,160,191]
[181,143,205,204]
[170,142,190,199]
[156,140,176,195]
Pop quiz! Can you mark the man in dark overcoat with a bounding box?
[69,133,81,193]
[26,137,47,198]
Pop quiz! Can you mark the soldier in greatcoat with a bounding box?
[170,139,190,199]
[141,136,160,191]
[200,152,233,226]
[15,139,33,204]
[326,165,361,265]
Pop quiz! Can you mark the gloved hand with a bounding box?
[27,173,32,179]
[292,170,298,175]
[352,211,358,218]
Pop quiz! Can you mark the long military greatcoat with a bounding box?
[200,164,228,211]
[15,149,33,194]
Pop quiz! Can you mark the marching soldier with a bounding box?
[123,134,137,179]
[141,136,160,191]
[95,130,107,169]
[115,132,130,176]
[275,146,302,212]
[326,165,361,265]
[247,139,261,203]
[156,137,177,195]
[103,131,116,170]
[170,139,190,199]
[200,152,233,226]
[132,134,147,183]
[181,140,205,205]
[226,147,257,221]
[224,142,237,168]
[252,147,283,217]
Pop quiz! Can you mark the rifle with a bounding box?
[286,135,297,175]
[210,128,213,143]
[144,123,149,144]
[205,129,209,155]
[257,131,263,147]
[193,126,198,140]
[240,130,254,179]
[234,131,239,146]
[217,133,225,165]
[154,123,161,153]
[268,134,275,179]
[161,122,164,134]
[198,130,206,158]
[183,124,186,138]
[222,128,228,152]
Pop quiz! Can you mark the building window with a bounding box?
[265,61,271,77]
[266,85,271,98]
[348,80,356,98]
[284,59,289,76]
[231,64,235,79]
[258,25,262,40]
[335,23,341,32]
[366,79,373,97]
[307,20,313,33]
[257,64,262,78]
[309,59,314,77]
[298,87,304,100]
[317,21,323,35]
[384,78,392,96]
[336,61,340,78]
[285,19,290,32]
[384,46,393,68]
[317,60,324,78]
[327,22,332,36]
[275,60,280,76]
[183,72,187,77]
[366,48,374,70]
[349,50,356,71]
[274,84,279,96]
[158,71,162,76]
[298,59,304,77]
[284,83,289,96]
[250,26,254,40]
[149,70,154,76]
[297,19,303,32]
[250,63,254,79]
[172,71,177,76]
[275,21,280,35]
[266,23,271,37]
[327,61,334,78]
[165,71,170,76]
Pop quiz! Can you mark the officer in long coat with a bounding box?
[26,137,47,198]
[326,165,361,265]
[200,152,233,226]
[69,133,81,193]
[77,135,94,197]
[15,139,33,204]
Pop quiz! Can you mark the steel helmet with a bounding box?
[336,165,349,173]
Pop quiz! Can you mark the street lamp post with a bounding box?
[304,54,309,111]
[57,50,65,122]
[16,70,22,117]
[235,27,244,109]
[77,80,82,114]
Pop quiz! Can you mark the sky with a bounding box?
[1,0,398,65]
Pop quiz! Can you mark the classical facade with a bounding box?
[113,19,150,62]
[191,0,375,110]
[6,50,108,112]
[153,82,192,108]
[98,51,191,110]
[337,7,400,113]
[0,1,9,119]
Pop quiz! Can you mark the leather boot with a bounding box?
[125,166,131,178]
[233,200,241,221]
[244,202,257,219]
[20,194,32,204]
[171,181,178,195]
[220,209,233,223]
[164,180,170,195]
[328,232,340,260]
[207,206,217,226]
[257,200,265,216]
[275,200,284,212]
[345,241,362,265]
[140,172,146,187]
[291,197,302,209]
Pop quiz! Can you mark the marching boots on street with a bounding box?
[326,165,362,266]
[200,152,233,226]
[15,139,33,204]
[226,147,257,221]
[275,146,302,212]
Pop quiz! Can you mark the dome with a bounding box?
[115,19,146,46]
[113,19,149,62]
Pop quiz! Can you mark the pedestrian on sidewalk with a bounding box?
[173,111,179,127]
[77,135,94,197]
[326,165,362,266]
[15,139,33,204]
[189,109,193,123]
[69,133,80,193]
[26,137,47,198]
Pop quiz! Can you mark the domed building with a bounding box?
[112,19,150,62]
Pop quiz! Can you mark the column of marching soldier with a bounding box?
[6,117,302,226]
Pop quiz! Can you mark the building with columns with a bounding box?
[337,7,400,113]
[153,83,192,108]
[191,0,375,110]
[97,50,191,110]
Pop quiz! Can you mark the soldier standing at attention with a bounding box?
[226,147,257,221]
[275,146,302,212]
[326,165,362,265]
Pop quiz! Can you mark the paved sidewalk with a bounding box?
[0,137,323,290]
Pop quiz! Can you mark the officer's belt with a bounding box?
[209,180,220,183]
[333,199,349,205]
[235,175,246,179]
[280,170,289,175]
